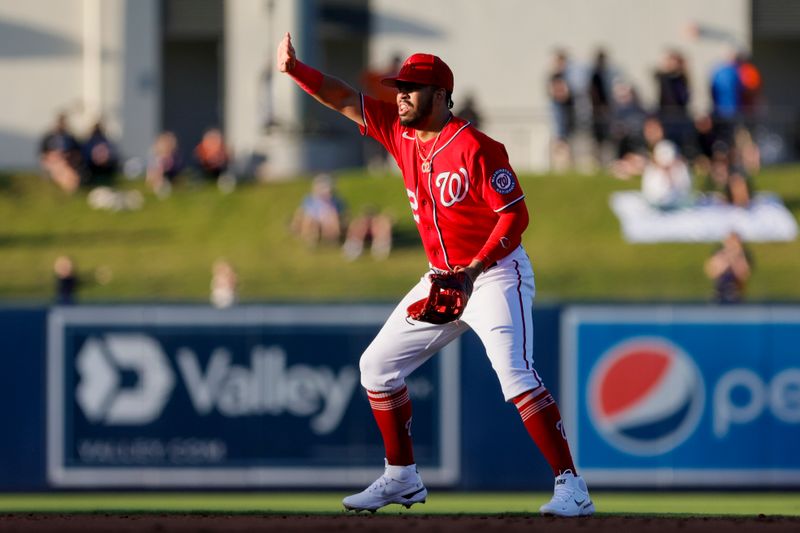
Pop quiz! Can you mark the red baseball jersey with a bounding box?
[358,94,526,270]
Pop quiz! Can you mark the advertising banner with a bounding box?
[47,306,459,488]
[562,306,800,487]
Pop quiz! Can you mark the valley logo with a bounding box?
[75,334,358,435]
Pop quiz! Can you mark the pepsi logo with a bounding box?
[587,338,705,456]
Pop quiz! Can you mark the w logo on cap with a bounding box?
[587,338,705,456]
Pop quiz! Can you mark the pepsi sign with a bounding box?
[587,338,705,456]
[562,306,800,487]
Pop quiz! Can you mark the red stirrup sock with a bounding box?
[288,60,323,95]
[367,385,415,466]
[513,388,577,476]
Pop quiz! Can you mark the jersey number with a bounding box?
[406,188,420,223]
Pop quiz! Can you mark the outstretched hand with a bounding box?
[277,32,296,73]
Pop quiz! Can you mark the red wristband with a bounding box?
[288,60,323,95]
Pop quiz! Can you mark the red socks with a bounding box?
[368,386,415,466]
[513,388,576,476]
[366,385,574,474]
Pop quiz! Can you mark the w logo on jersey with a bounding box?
[435,168,469,206]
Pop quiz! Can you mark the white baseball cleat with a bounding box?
[342,462,427,513]
[539,470,595,517]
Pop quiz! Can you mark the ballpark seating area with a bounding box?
[1,165,798,303]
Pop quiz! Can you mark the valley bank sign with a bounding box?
[47,306,460,488]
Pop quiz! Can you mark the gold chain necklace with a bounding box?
[414,116,452,174]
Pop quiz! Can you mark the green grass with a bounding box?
[0,492,798,516]
[1,166,798,303]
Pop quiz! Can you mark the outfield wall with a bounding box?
[0,304,798,491]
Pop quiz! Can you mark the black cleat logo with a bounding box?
[402,487,426,500]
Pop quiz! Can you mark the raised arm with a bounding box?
[277,32,364,126]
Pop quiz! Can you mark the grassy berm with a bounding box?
[1,166,798,303]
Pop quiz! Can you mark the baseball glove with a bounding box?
[407,271,474,324]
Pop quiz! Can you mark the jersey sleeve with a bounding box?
[475,141,525,212]
[358,93,400,158]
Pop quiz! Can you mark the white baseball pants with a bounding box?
[359,246,543,401]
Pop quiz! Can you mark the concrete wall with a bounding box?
[225,0,367,179]
[0,0,159,170]
[224,0,305,179]
[0,0,83,168]
[115,0,160,166]
[369,0,750,171]
[0,0,751,174]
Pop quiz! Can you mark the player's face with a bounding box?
[396,82,435,128]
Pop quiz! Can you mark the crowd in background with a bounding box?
[543,46,766,302]
[547,46,764,210]
[290,173,394,262]
[39,45,766,208]
[39,114,119,194]
[40,45,770,306]
[38,115,233,198]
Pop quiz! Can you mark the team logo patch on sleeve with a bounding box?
[491,169,516,194]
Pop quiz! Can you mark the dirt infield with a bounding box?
[1,514,799,532]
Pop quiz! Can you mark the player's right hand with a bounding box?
[277,32,297,73]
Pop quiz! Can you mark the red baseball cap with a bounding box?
[381,53,454,92]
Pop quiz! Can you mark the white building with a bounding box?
[0,0,798,177]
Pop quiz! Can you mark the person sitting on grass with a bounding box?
[146,131,184,198]
[290,173,346,247]
[641,139,693,209]
[39,113,83,194]
[342,206,393,261]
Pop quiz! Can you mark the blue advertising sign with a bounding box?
[47,306,460,488]
[562,306,800,487]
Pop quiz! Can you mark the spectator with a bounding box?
[194,127,231,181]
[642,114,666,149]
[736,52,762,131]
[609,87,663,181]
[688,113,717,177]
[704,232,753,304]
[546,49,576,172]
[589,48,612,164]
[456,93,483,130]
[609,81,648,173]
[291,173,346,247]
[82,121,119,186]
[641,140,693,209]
[39,113,83,193]
[655,49,692,154]
[704,141,752,207]
[210,258,238,309]
[710,49,743,144]
[146,131,183,197]
[342,206,393,261]
[733,126,761,177]
[53,255,79,305]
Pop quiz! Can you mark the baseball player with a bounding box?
[277,33,594,517]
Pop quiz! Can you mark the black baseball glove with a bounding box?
[406,271,474,324]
